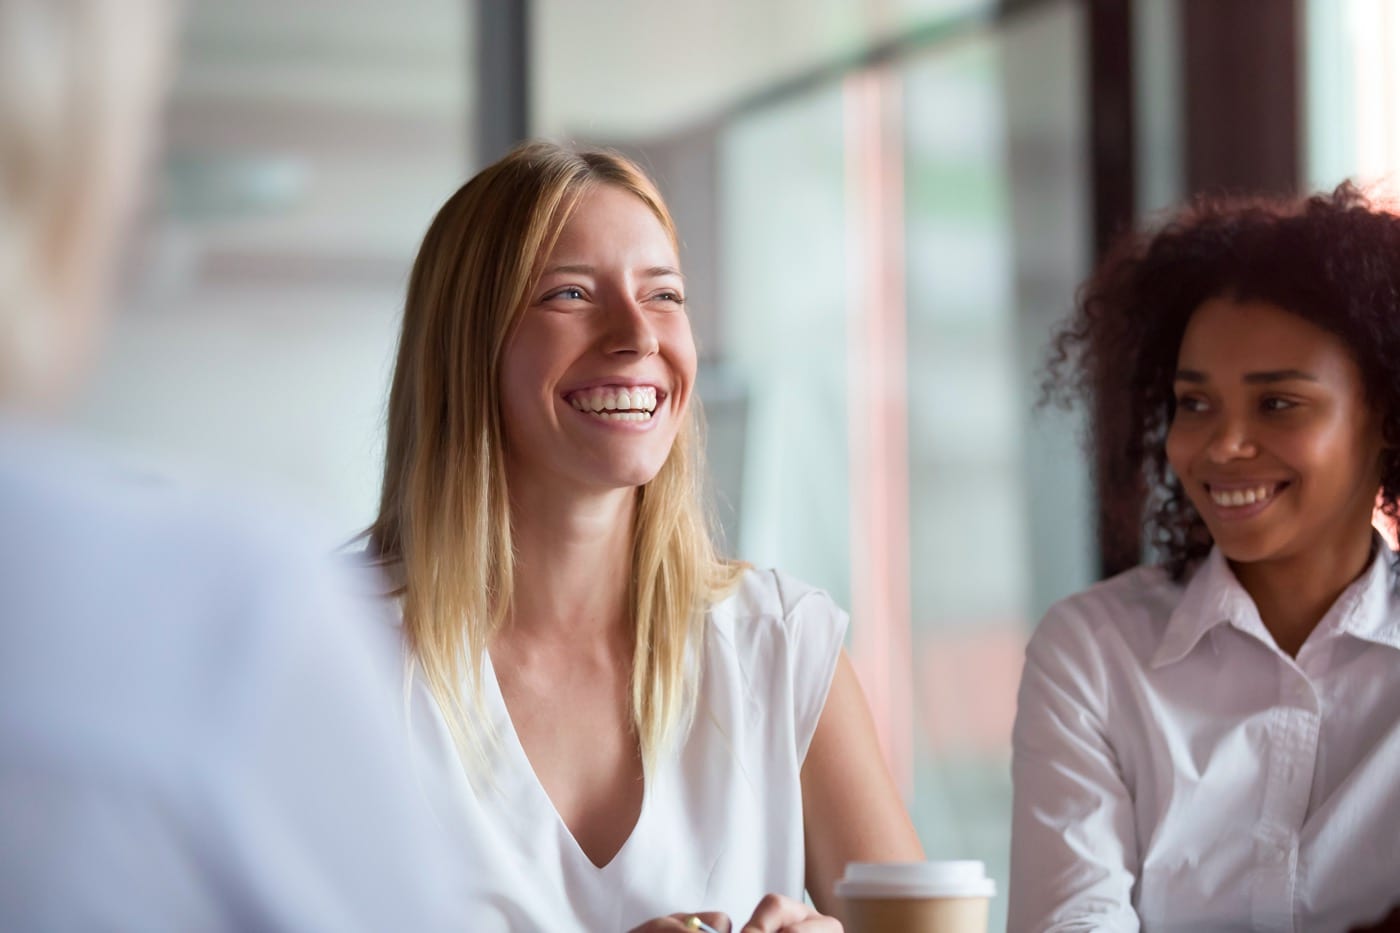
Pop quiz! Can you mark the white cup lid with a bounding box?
[834,861,996,899]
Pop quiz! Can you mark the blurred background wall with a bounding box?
[75,1,1400,928]
[78,0,471,525]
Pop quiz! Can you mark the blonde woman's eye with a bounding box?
[546,286,585,301]
[653,291,686,307]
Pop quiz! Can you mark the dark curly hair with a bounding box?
[1045,182,1400,580]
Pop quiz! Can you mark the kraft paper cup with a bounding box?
[835,861,996,933]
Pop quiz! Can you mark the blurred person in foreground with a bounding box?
[1010,184,1400,932]
[360,140,925,932]
[0,1,460,928]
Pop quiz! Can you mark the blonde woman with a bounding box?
[366,141,923,931]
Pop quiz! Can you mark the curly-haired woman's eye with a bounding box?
[1260,396,1296,413]
[1174,394,1208,414]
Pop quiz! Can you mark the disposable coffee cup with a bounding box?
[835,861,995,933]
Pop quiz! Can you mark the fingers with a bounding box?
[683,913,732,933]
[628,896,839,933]
[739,893,842,933]
[627,911,732,933]
[767,913,840,930]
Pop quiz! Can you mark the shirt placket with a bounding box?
[1251,667,1321,931]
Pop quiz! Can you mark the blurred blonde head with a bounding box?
[368,140,743,774]
[0,0,170,406]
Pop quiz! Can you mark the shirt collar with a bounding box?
[1151,548,1257,669]
[1331,541,1400,650]
[1150,537,1400,669]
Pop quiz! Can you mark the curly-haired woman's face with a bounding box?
[1166,296,1385,570]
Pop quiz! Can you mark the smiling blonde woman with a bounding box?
[365,141,923,931]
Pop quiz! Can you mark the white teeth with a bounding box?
[1210,485,1273,507]
[567,385,658,415]
[587,410,649,422]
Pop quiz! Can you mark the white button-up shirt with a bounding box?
[1010,544,1400,932]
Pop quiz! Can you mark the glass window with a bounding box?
[719,85,854,607]
[713,7,1092,929]
[1305,0,1400,189]
[900,7,1091,931]
[76,0,471,540]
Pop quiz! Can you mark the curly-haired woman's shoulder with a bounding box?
[1027,563,1185,671]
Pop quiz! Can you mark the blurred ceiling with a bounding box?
[154,0,981,288]
[157,0,468,286]
[533,0,919,140]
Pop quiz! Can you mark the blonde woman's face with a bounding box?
[499,184,696,496]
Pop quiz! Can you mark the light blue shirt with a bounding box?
[0,424,464,931]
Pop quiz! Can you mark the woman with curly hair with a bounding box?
[1009,184,1400,932]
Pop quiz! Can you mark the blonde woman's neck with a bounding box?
[505,480,636,643]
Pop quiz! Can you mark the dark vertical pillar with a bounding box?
[1089,0,1137,260]
[1182,0,1299,196]
[475,0,530,169]
[1088,0,1139,576]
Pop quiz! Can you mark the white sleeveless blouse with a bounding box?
[397,568,847,931]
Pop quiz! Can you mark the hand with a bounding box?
[740,894,842,933]
[628,911,732,933]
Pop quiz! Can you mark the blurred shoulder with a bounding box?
[0,422,337,581]
[0,424,397,750]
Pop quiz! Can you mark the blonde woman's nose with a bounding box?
[604,299,660,357]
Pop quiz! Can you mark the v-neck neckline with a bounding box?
[481,650,650,872]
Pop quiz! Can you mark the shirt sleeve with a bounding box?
[774,572,850,764]
[1009,601,1141,933]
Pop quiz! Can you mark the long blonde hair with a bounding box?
[367,141,745,774]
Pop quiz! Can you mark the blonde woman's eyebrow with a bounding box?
[540,263,594,276]
[539,264,682,280]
